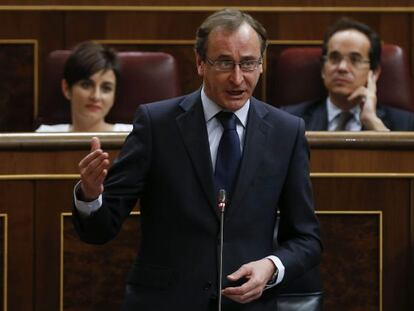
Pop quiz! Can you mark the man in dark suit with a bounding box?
[284,17,414,131]
[72,9,321,311]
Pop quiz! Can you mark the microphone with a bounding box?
[218,189,226,212]
[217,189,227,311]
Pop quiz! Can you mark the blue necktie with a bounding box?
[214,111,241,201]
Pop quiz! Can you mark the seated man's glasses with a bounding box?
[206,57,263,72]
[323,52,370,68]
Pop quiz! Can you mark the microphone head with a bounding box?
[218,189,227,204]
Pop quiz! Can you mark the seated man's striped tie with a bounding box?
[335,111,353,131]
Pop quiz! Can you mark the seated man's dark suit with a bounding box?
[73,90,322,311]
[283,98,414,131]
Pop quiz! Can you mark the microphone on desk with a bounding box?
[217,189,227,311]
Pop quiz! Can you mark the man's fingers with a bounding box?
[223,275,257,295]
[222,259,275,304]
[79,149,105,169]
[222,278,262,304]
[79,165,108,201]
[367,70,374,88]
[82,136,105,170]
[367,70,377,93]
[347,87,366,102]
[227,265,249,281]
[222,266,256,299]
[94,167,109,186]
[79,150,109,170]
[78,137,110,200]
[80,156,110,183]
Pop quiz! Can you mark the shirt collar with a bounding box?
[201,87,249,128]
[326,96,361,123]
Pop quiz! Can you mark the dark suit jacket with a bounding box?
[283,98,414,131]
[73,90,322,311]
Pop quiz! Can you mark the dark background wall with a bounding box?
[1,3,413,311]
[1,1,414,131]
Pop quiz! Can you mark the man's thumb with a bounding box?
[90,136,101,152]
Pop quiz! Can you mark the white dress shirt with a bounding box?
[327,97,362,131]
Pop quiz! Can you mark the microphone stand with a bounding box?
[217,189,227,311]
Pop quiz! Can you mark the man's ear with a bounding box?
[195,51,204,77]
[61,79,71,100]
[258,59,263,74]
[321,66,326,81]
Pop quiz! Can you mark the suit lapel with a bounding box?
[176,91,217,215]
[375,105,392,129]
[229,99,269,215]
[306,99,328,130]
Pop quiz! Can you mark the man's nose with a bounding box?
[337,58,350,71]
[229,65,244,85]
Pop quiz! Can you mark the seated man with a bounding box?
[283,17,414,131]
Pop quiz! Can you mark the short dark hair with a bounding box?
[322,17,381,70]
[195,8,267,60]
[63,41,120,88]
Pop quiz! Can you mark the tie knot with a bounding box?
[217,111,237,131]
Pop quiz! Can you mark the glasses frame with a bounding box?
[322,53,370,69]
[205,57,263,72]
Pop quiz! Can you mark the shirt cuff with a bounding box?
[264,255,285,289]
[73,181,102,217]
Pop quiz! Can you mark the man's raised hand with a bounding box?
[78,137,110,201]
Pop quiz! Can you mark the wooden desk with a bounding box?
[0,132,412,311]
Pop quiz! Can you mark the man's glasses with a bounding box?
[323,52,370,68]
[205,57,263,72]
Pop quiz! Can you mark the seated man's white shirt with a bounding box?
[327,97,362,131]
